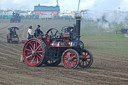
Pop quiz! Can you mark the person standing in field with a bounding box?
[34,25,44,38]
[27,26,33,40]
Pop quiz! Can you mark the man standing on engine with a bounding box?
[27,26,33,40]
[34,25,44,38]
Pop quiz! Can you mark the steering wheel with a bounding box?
[45,28,60,39]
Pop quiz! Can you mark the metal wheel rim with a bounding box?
[23,39,43,66]
[79,50,92,68]
[63,50,78,68]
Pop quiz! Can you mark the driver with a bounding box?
[10,28,13,37]
[34,25,44,38]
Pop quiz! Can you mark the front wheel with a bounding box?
[62,49,79,69]
[79,49,93,68]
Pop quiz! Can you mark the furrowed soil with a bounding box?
[0,20,127,85]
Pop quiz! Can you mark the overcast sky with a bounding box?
[0,0,128,12]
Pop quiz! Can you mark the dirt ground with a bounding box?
[0,20,128,85]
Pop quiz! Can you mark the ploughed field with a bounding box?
[0,20,128,85]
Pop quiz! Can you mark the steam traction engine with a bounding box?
[7,27,19,43]
[23,17,93,69]
[10,12,21,23]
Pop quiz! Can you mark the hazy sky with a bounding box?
[0,0,128,12]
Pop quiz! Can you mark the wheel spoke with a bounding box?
[26,54,32,59]
[71,58,77,63]
[72,61,76,66]
[67,61,71,66]
[26,52,31,55]
[36,54,42,60]
[64,56,68,60]
[85,53,89,56]
[35,45,41,51]
[35,41,37,48]
[72,58,77,62]
[66,52,71,57]
[85,56,90,59]
[85,61,88,65]
[29,43,33,50]
[80,60,84,66]
[33,42,36,50]
[36,51,43,53]
[31,56,35,64]
[86,59,91,62]
[38,54,43,58]
[28,45,33,50]
[25,48,32,52]
[72,55,77,59]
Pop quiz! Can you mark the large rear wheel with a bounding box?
[62,49,79,69]
[79,49,93,68]
[23,38,47,67]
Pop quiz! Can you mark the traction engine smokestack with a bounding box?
[75,16,81,41]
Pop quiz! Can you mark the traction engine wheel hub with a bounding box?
[31,50,35,55]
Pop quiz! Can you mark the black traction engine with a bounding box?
[23,17,93,69]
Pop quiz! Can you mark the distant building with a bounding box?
[34,4,60,17]
[59,11,76,18]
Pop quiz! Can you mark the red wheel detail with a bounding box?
[35,45,41,51]
[23,39,44,66]
[62,49,79,69]
[79,49,93,68]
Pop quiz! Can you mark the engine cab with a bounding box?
[44,17,83,48]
